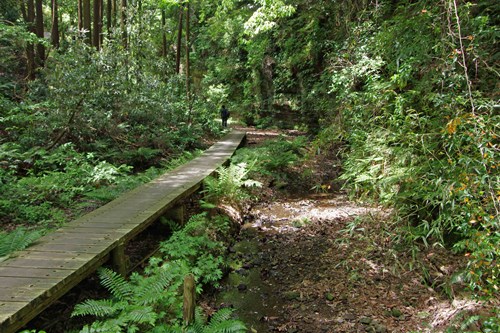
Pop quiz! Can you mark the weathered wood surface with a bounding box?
[0,130,246,333]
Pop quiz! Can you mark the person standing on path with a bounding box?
[220,105,230,128]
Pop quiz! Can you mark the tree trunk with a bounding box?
[93,0,102,49]
[106,0,111,34]
[112,0,117,27]
[121,0,127,48]
[185,2,191,106]
[175,4,183,74]
[51,0,59,48]
[20,0,28,21]
[35,0,45,68]
[100,0,104,45]
[161,8,167,58]
[83,0,91,43]
[25,0,36,80]
[77,0,83,31]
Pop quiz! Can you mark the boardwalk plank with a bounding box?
[0,258,88,270]
[0,131,246,333]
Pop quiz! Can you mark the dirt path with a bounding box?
[205,127,496,333]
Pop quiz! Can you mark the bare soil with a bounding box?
[202,127,498,333]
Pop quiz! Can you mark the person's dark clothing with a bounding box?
[220,106,229,127]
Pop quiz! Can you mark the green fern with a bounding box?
[204,319,247,333]
[98,268,133,300]
[202,162,261,206]
[0,228,41,257]
[125,305,157,325]
[206,308,234,324]
[72,299,119,317]
[191,308,246,333]
[73,265,182,333]
[133,268,175,305]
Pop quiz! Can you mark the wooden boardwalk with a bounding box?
[0,130,246,333]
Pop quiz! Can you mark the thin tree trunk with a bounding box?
[161,8,167,58]
[51,0,60,48]
[35,0,45,68]
[185,2,191,106]
[106,0,111,34]
[100,0,104,45]
[175,4,183,74]
[121,0,127,48]
[20,0,27,21]
[77,0,83,31]
[25,0,36,80]
[93,0,102,49]
[112,0,117,27]
[83,0,91,43]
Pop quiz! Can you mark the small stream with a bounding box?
[216,235,281,332]
[212,194,380,332]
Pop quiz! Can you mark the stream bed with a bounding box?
[207,193,387,333]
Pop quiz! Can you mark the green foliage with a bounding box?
[73,212,240,332]
[73,265,186,333]
[0,143,134,227]
[231,136,307,183]
[313,0,499,296]
[159,213,228,288]
[0,227,41,258]
[202,162,261,207]
[443,308,500,333]
[194,308,246,333]
[152,308,246,333]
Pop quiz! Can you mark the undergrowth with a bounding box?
[313,1,499,297]
[0,148,201,257]
[71,213,246,333]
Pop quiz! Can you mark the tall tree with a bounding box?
[83,0,91,43]
[121,0,127,48]
[175,4,183,74]
[77,0,83,31]
[93,0,102,49]
[161,8,167,58]
[35,0,45,67]
[106,0,111,33]
[185,2,190,104]
[51,0,59,48]
[112,0,117,27]
[24,0,36,79]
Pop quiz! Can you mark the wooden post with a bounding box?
[111,241,127,276]
[165,205,186,225]
[183,274,195,325]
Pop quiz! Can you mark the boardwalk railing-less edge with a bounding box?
[0,130,246,333]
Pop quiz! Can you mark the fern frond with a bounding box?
[185,321,204,333]
[204,320,247,333]
[98,267,132,300]
[126,305,157,325]
[72,299,118,318]
[79,320,123,333]
[135,269,174,305]
[0,228,41,257]
[207,308,234,324]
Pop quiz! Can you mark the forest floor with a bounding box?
[20,126,498,333]
[203,127,498,333]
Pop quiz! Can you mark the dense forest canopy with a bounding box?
[1,0,498,300]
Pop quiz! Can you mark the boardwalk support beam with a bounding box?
[112,241,127,277]
[183,274,195,325]
[165,204,186,225]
